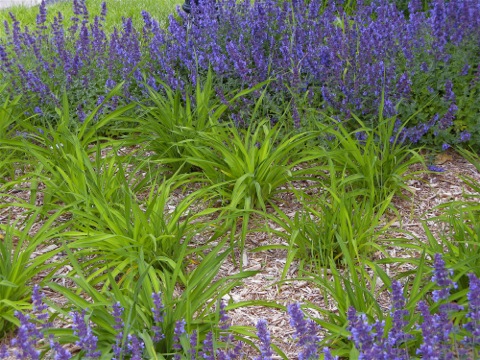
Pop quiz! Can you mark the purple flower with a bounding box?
[459,131,471,142]
[32,285,49,322]
[219,300,230,330]
[11,311,42,359]
[189,330,198,360]
[151,292,165,343]
[396,72,412,97]
[460,63,470,76]
[389,281,409,336]
[49,340,72,360]
[428,165,445,172]
[70,310,101,359]
[442,143,450,151]
[127,334,144,360]
[36,0,47,26]
[416,300,458,359]
[438,103,458,130]
[255,319,273,360]
[322,347,338,360]
[0,346,9,358]
[200,331,215,359]
[173,319,186,351]
[76,103,86,123]
[464,273,480,353]
[287,303,321,360]
[105,78,116,90]
[444,80,455,102]
[431,253,456,303]
[100,2,107,18]
[112,302,124,359]
[347,307,377,357]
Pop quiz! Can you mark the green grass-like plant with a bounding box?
[421,147,480,293]
[315,110,425,205]
[271,159,394,269]
[135,70,268,174]
[0,210,67,336]
[184,118,320,211]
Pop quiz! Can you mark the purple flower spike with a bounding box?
[219,300,230,330]
[70,310,101,359]
[431,254,456,303]
[444,80,455,102]
[11,311,42,359]
[127,334,144,360]
[49,340,72,360]
[36,0,47,26]
[287,303,321,360]
[173,319,186,351]
[189,330,198,360]
[255,319,273,360]
[100,2,107,18]
[200,331,214,359]
[112,302,124,359]
[32,285,49,323]
[416,300,456,359]
[323,347,338,360]
[464,273,480,352]
[347,307,376,356]
[151,292,165,343]
[387,281,413,357]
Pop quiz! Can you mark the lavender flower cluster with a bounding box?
[0,291,328,359]
[1,254,479,359]
[347,254,480,359]
[0,0,479,145]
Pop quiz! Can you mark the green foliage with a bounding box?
[0,85,23,141]
[178,117,321,267]
[135,70,267,174]
[267,108,424,268]
[456,147,480,195]
[0,210,66,337]
[61,174,219,288]
[316,109,425,205]
[2,90,137,210]
[185,118,319,211]
[293,260,386,357]
[1,3,479,355]
[294,252,435,358]
[45,237,255,358]
[269,161,393,269]
[0,91,26,182]
[421,147,480,292]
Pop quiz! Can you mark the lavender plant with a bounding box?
[1,0,480,147]
[345,254,480,359]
